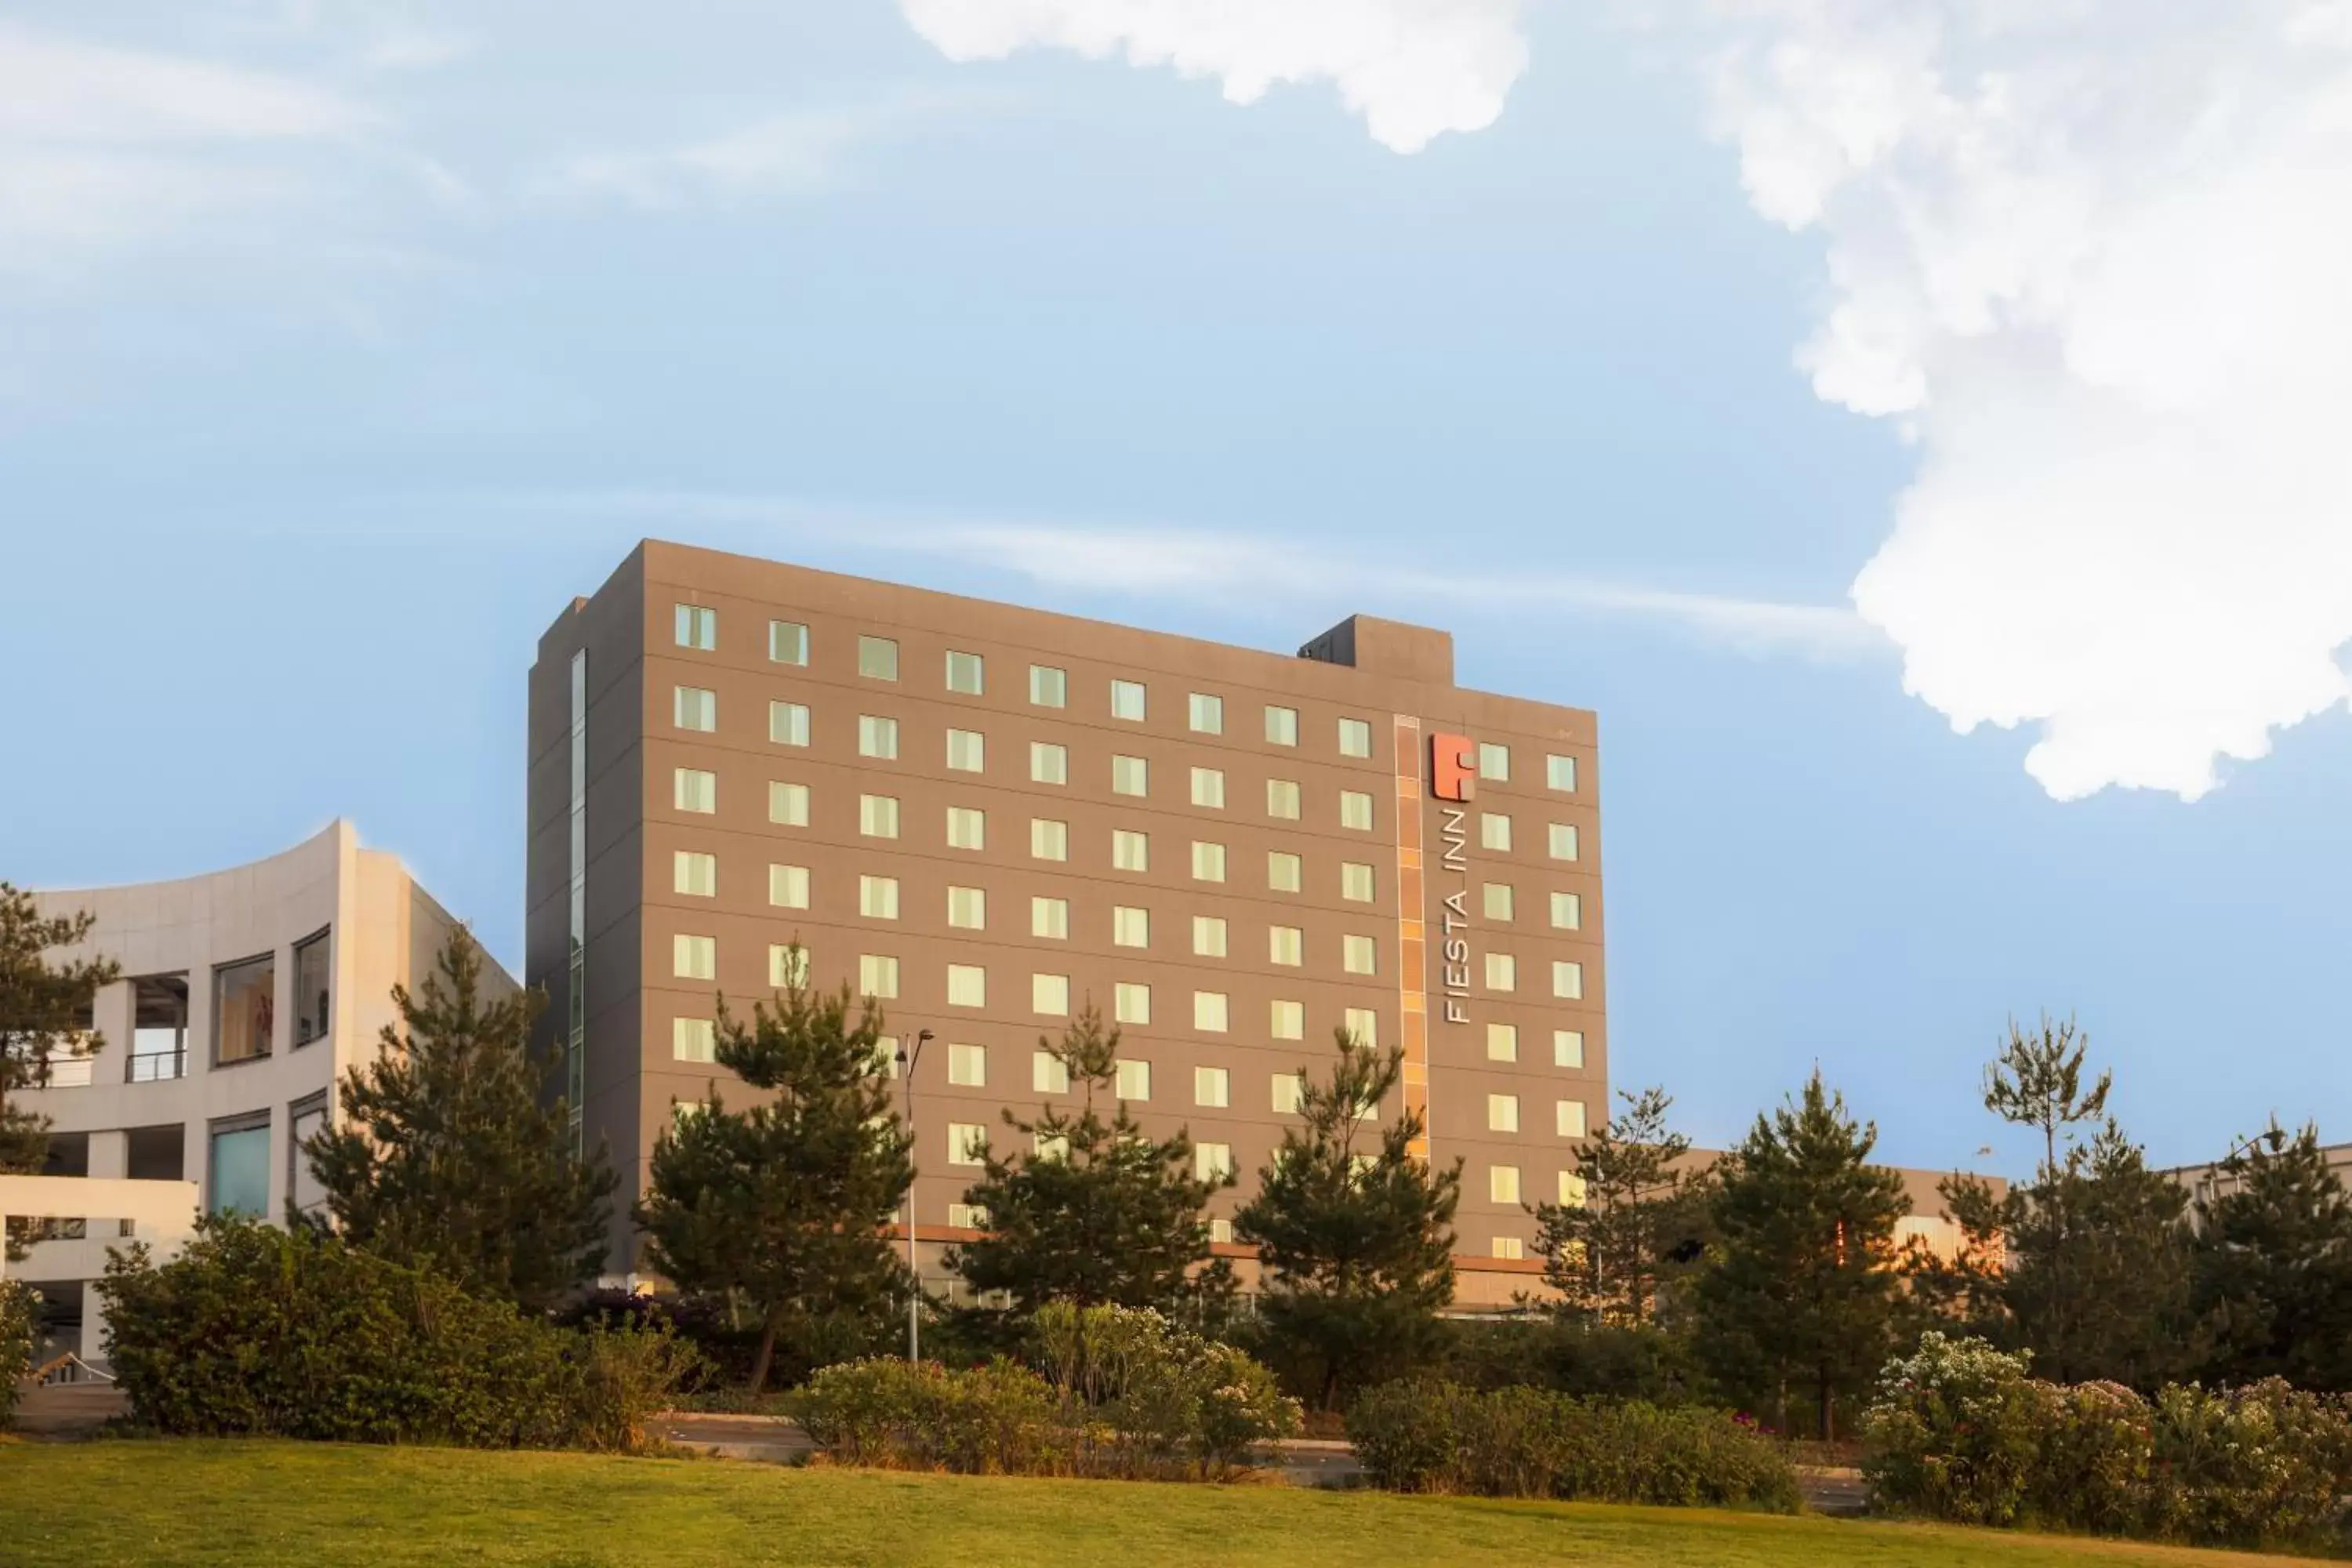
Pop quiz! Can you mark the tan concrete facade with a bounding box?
[530,542,1606,1297]
[14,822,495,1357]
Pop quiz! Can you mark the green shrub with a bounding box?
[1,1278,39,1428]
[2145,1379,2352,1552]
[797,1357,1060,1474]
[1860,1333,2050,1526]
[1345,1379,1798,1510]
[98,1218,697,1450]
[2031,1381,2151,1535]
[1443,1317,1704,1405]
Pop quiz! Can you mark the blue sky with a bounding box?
[5,2,2350,1181]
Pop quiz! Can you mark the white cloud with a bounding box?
[896,0,1529,154]
[545,90,1009,208]
[535,489,1878,660]
[1700,1,2352,798]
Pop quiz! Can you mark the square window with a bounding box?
[948,1202,988,1229]
[1189,692,1224,734]
[947,728,985,772]
[1490,1164,1521,1203]
[1032,897,1069,939]
[1114,983,1152,1026]
[1338,717,1372,758]
[948,1042,987,1086]
[1551,891,1582,930]
[1190,916,1227,957]
[1191,840,1227,881]
[673,851,717,897]
[1483,883,1515,920]
[1489,1094,1519,1134]
[1031,818,1069,860]
[1547,753,1578,793]
[1029,664,1067,706]
[1339,790,1374,832]
[770,702,810,746]
[1264,705,1299,746]
[674,604,716,651]
[1193,991,1229,1032]
[1033,1050,1070,1094]
[673,686,716,731]
[1034,1134,1069,1161]
[859,954,899,999]
[947,806,986,851]
[947,964,986,1007]
[1555,1029,1586,1069]
[1478,742,1511,782]
[769,945,809,988]
[1110,679,1146,721]
[768,863,810,909]
[1266,779,1301,820]
[946,649,985,695]
[860,875,900,920]
[673,1017,717,1062]
[1272,1073,1305,1114]
[1031,742,1068,785]
[1548,823,1581,862]
[1211,1218,1234,1245]
[1197,1142,1235,1181]
[1112,754,1149,797]
[1115,1058,1152,1100]
[1493,1236,1525,1261]
[1032,973,1071,1015]
[1269,925,1302,966]
[1342,934,1377,975]
[1486,1022,1519,1062]
[673,934,714,980]
[673,768,715,814]
[1557,1100,1588,1138]
[1344,1007,1378,1047]
[1552,960,1585,1000]
[860,794,900,838]
[873,1036,900,1079]
[768,619,808,665]
[1559,1171,1588,1207]
[1113,905,1150,948]
[1341,862,1375,902]
[1267,851,1302,893]
[1486,953,1517,992]
[1191,767,1225,808]
[1112,829,1149,872]
[768,781,809,826]
[1481,813,1513,851]
[858,635,899,681]
[948,1123,986,1167]
[947,885,986,930]
[1270,999,1304,1040]
[858,714,899,760]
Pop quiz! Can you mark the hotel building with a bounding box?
[528,542,1606,1304]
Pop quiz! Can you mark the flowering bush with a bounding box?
[1346,1379,1799,1511]
[1,1278,40,1428]
[1863,1333,2352,1552]
[1860,1333,2049,1526]
[797,1357,1062,1474]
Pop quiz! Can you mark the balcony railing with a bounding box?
[128,1049,187,1083]
[39,1054,94,1088]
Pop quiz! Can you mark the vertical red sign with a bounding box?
[1431,732,1475,801]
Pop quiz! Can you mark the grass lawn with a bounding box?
[0,1440,2330,1568]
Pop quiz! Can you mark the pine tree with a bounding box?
[636,970,913,1394]
[2194,1123,2352,1392]
[946,1005,1233,1316]
[1532,1086,1701,1326]
[303,929,613,1312]
[1984,1013,2111,1174]
[1233,1030,1461,1410]
[1692,1070,1909,1440]
[0,886,119,1261]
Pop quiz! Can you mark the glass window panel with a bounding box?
[1112,755,1149,796]
[948,1043,987,1086]
[770,702,810,746]
[1112,829,1149,872]
[1486,953,1517,992]
[1552,960,1585,1000]
[1115,1058,1152,1100]
[1031,818,1069,860]
[1191,841,1226,881]
[947,728,985,772]
[947,886,986,930]
[769,864,809,909]
[1555,1029,1585,1069]
[947,807,986,851]
[674,604,716,650]
[1192,916,1227,956]
[1341,862,1374,902]
[214,953,275,1064]
[1551,891,1582,931]
[1267,851,1302,893]
[1342,935,1377,975]
[1193,991,1229,1032]
[673,768,715,813]
[292,931,331,1047]
[1549,822,1581,862]
[860,875,899,920]
[858,715,899,759]
[1191,767,1225,808]
[1266,779,1301,819]
[1478,742,1510,782]
[1195,1066,1229,1108]
[1264,706,1298,746]
[1269,926,1302,966]
[1033,1051,1069,1093]
[673,1017,717,1063]
[770,946,809,988]
[1339,790,1374,831]
[1029,664,1066,706]
[858,635,899,681]
[1270,999,1304,1040]
[208,1123,270,1216]
[1483,883,1515,920]
[673,851,716,896]
[768,619,808,665]
[1109,679,1146,721]
[673,934,714,980]
[1032,897,1069,939]
[1338,717,1372,757]
[1031,742,1068,785]
[946,650,985,695]
[768,781,809,826]
[1481,813,1513,851]
[859,954,899,999]
[1188,692,1223,734]
[673,686,716,731]
[1489,1094,1519,1134]
[1032,973,1070,1015]
[1114,983,1151,1025]
[1113,906,1150,948]
[1486,1022,1519,1062]
[860,794,900,838]
[1547,753,1578,793]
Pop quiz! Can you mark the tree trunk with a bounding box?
[1819,1369,1834,1445]
[748,1305,784,1396]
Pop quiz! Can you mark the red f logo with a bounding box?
[1432,733,1475,801]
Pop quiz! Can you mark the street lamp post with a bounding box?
[898,1028,933,1364]
[2201,1125,2288,1206]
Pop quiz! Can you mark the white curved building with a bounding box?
[9,821,505,1362]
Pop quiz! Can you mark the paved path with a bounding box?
[12,1384,127,1438]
